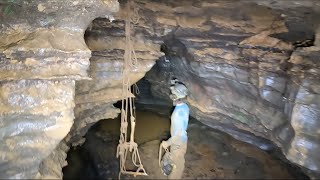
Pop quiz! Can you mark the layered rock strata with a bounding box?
[67,16,164,146]
[0,0,319,178]
[106,0,320,176]
[0,0,119,178]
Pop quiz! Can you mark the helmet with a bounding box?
[170,83,188,100]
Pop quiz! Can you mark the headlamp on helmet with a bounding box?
[170,83,188,101]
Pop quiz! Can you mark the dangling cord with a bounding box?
[117,0,147,179]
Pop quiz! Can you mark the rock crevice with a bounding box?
[0,0,119,178]
[0,0,320,178]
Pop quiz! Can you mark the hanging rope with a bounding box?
[115,0,147,179]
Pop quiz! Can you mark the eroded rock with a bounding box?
[0,0,119,178]
[0,80,75,178]
[107,0,320,176]
[1,0,319,178]
[68,15,164,146]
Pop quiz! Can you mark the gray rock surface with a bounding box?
[108,0,320,176]
[67,15,164,146]
[0,80,75,178]
[0,0,320,178]
[0,0,119,178]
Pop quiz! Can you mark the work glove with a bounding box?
[161,140,170,150]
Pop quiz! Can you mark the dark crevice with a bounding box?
[293,38,315,48]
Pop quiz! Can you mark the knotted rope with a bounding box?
[115,0,147,179]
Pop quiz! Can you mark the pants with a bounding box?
[168,142,187,179]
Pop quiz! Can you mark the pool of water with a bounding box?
[96,110,171,144]
[63,110,308,179]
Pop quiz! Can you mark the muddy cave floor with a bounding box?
[63,110,308,179]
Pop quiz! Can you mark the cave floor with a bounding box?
[63,110,306,179]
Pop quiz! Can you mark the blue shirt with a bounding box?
[168,103,189,145]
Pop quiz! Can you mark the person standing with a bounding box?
[160,82,189,179]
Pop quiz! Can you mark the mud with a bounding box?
[63,110,308,179]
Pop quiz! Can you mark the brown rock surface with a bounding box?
[0,0,119,178]
[67,15,164,146]
[115,0,320,176]
[0,0,320,179]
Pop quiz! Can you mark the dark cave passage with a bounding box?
[62,105,309,180]
[1,0,320,179]
[62,109,171,179]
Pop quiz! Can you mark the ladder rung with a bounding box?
[121,171,148,177]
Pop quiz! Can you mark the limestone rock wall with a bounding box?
[285,45,320,173]
[101,0,320,176]
[0,0,119,178]
[67,16,164,146]
[0,80,75,178]
[0,0,319,178]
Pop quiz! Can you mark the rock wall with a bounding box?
[0,0,319,178]
[103,0,319,176]
[67,16,164,146]
[285,45,320,174]
[0,0,119,178]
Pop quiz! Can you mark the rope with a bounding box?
[158,143,169,167]
[116,0,147,179]
[159,143,172,176]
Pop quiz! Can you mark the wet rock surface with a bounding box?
[0,80,75,178]
[114,0,320,176]
[0,0,119,178]
[0,0,119,81]
[63,110,308,179]
[0,0,319,178]
[67,14,164,146]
